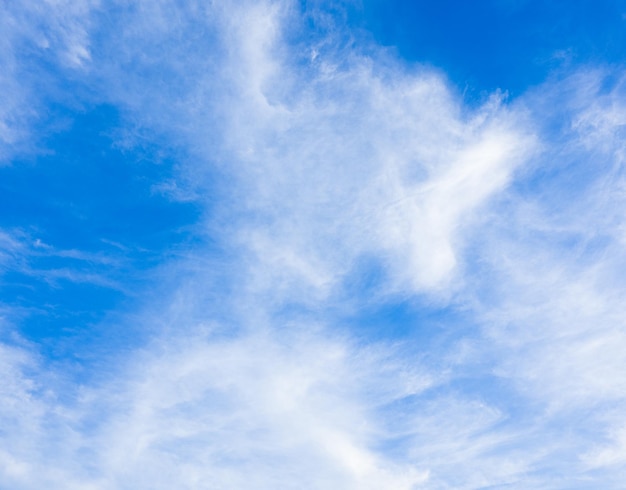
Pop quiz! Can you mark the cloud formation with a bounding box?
[1,1,625,488]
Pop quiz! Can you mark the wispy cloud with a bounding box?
[1,1,625,488]
[0,0,96,161]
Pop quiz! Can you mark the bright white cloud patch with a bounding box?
[1,1,626,488]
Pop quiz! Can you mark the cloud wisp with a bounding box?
[1,1,625,488]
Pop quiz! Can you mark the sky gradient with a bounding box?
[1,1,626,488]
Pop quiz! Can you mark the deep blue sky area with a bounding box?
[0,105,199,355]
[3,107,194,251]
[361,0,626,97]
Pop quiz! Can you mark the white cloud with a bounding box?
[89,329,433,489]
[462,68,626,482]
[1,1,626,488]
[0,326,435,489]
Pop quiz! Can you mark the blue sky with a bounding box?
[1,1,625,488]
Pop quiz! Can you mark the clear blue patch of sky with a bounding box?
[0,104,201,359]
[358,0,626,99]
